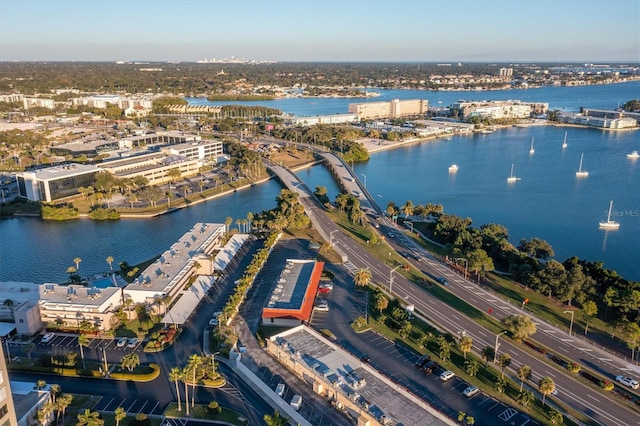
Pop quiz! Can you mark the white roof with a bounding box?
[213,234,250,271]
[161,276,214,325]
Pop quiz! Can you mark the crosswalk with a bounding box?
[343,261,359,275]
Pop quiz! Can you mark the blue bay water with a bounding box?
[1,82,639,284]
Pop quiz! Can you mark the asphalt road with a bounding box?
[276,161,640,426]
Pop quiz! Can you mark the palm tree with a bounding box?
[37,400,55,426]
[50,384,60,404]
[224,216,233,234]
[169,367,183,412]
[120,353,140,372]
[76,409,103,426]
[458,335,473,359]
[264,410,288,426]
[436,335,451,362]
[374,292,388,314]
[56,393,73,423]
[464,360,480,377]
[517,365,532,391]
[539,376,555,406]
[481,346,494,367]
[187,354,202,407]
[73,257,82,271]
[181,366,191,415]
[402,200,414,217]
[353,268,372,288]
[498,353,512,378]
[114,407,126,426]
[78,334,89,369]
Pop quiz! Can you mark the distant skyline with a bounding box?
[1,0,639,63]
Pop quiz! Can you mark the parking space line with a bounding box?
[126,399,137,412]
[137,400,148,413]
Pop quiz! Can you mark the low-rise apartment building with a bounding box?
[453,100,548,119]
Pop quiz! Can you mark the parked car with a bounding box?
[616,375,640,389]
[422,360,439,374]
[439,370,455,382]
[290,395,303,411]
[415,354,431,368]
[275,383,286,397]
[314,300,329,312]
[463,385,480,397]
[116,337,128,348]
[127,338,139,348]
[41,332,55,343]
[318,283,333,294]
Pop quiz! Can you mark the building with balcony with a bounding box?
[160,139,223,161]
[453,100,548,119]
[348,99,428,120]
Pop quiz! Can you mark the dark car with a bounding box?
[436,277,449,286]
[360,354,371,363]
[415,354,431,368]
[423,360,439,373]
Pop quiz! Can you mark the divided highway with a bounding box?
[272,159,640,425]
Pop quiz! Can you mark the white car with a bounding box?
[289,394,302,411]
[275,383,286,397]
[439,370,455,382]
[616,375,640,389]
[116,337,128,348]
[127,338,139,348]
[314,300,329,312]
[463,385,480,397]
[41,332,55,343]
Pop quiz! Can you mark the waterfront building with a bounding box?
[38,283,122,331]
[348,99,428,120]
[286,113,358,126]
[9,380,54,426]
[0,345,18,426]
[160,139,223,161]
[262,259,324,327]
[98,152,200,186]
[0,282,42,336]
[71,94,153,110]
[452,100,548,119]
[124,223,226,305]
[15,163,100,202]
[558,112,637,129]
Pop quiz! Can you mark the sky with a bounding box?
[0,0,639,62]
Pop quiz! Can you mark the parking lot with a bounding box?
[93,396,166,417]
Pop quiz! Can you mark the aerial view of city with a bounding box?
[1,1,639,426]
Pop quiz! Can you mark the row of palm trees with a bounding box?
[168,354,220,416]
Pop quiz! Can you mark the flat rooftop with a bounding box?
[265,259,315,310]
[25,163,100,180]
[272,326,451,426]
[39,283,120,308]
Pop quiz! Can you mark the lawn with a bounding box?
[164,403,248,426]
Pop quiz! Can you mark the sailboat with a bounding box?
[507,163,520,183]
[599,200,620,229]
[627,151,639,159]
[529,137,535,155]
[448,164,458,173]
[562,131,568,149]
[576,153,589,177]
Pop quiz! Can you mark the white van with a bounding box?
[290,394,302,410]
[41,332,55,343]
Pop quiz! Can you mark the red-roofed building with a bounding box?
[262,259,324,327]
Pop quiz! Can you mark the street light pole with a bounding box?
[494,331,508,364]
[361,173,367,188]
[389,265,400,294]
[563,310,575,336]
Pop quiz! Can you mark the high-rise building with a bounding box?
[0,344,18,426]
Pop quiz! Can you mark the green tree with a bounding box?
[517,390,535,407]
[374,292,388,314]
[539,376,555,406]
[581,300,598,335]
[436,335,451,362]
[465,360,480,377]
[73,257,82,271]
[517,365,532,392]
[78,334,89,369]
[263,410,288,426]
[548,408,564,425]
[498,353,511,378]
[76,409,103,426]
[353,268,372,288]
[502,315,537,341]
[458,335,473,359]
[169,367,183,412]
[120,353,140,372]
[495,377,508,393]
[56,393,73,423]
[114,408,126,426]
[481,346,494,367]
[207,401,221,414]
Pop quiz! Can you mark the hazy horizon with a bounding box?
[1,0,639,63]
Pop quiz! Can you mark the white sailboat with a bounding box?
[529,137,535,155]
[562,131,568,149]
[507,163,520,183]
[448,164,458,173]
[576,153,589,177]
[599,200,620,229]
[627,151,639,159]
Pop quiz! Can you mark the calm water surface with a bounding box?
[1,82,639,283]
